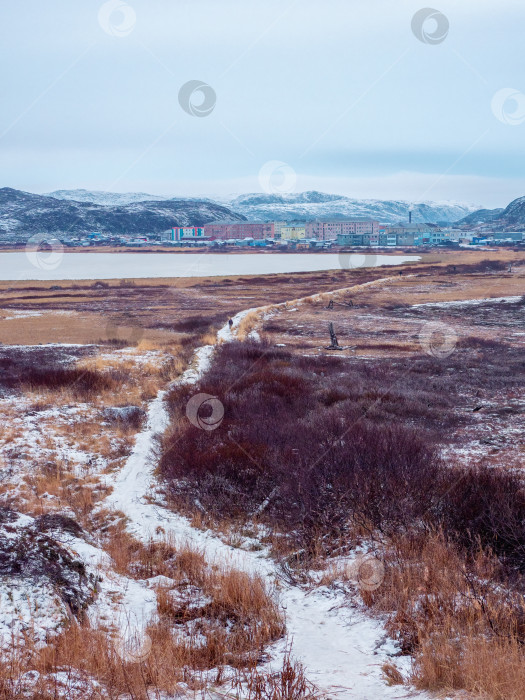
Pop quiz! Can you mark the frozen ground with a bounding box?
[4,275,496,697]
[100,311,431,699]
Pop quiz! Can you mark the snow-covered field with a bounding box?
[7,271,517,697]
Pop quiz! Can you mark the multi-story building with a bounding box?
[273,221,287,240]
[378,233,398,246]
[396,232,417,246]
[336,234,363,246]
[280,225,306,240]
[305,220,379,241]
[171,227,206,241]
[204,223,274,240]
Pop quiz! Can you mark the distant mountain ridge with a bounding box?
[42,189,480,225]
[0,188,244,237]
[45,189,168,206]
[2,187,519,238]
[498,196,525,225]
[457,208,505,226]
[224,192,480,224]
[457,195,525,229]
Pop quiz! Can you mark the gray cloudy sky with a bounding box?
[1,0,524,207]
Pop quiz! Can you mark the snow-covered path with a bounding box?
[101,298,430,699]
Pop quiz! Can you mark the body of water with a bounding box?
[0,252,420,281]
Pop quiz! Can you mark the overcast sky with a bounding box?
[1,0,524,207]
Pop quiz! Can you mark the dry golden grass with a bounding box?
[21,466,112,525]
[358,531,525,699]
[381,662,404,686]
[199,331,218,345]
[230,649,318,699]
[0,529,285,698]
[413,635,525,700]
[234,310,264,341]
[100,527,284,664]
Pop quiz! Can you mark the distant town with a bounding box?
[28,218,525,250]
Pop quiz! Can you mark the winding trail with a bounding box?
[101,278,430,699]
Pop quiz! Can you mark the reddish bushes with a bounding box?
[160,343,443,551]
[160,341,525,573]
[441,466,525,572]
[0,346,118,398]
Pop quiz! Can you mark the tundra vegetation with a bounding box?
[0,249,523,698]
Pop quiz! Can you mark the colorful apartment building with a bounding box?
[171,227,206,241]
[280,225,306,240]
[272,221,287,239]
[204,223,274,240]
[305,220,379,241]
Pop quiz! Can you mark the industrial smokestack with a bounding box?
[409,210,412,224]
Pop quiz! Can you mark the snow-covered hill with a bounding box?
[456,207,505,226]
[0,187,491,236]
[43,189,480,225]
[457,194,525,229]
[225,192,481,225]
[45,189,169,206]
[498,195,525,226]
[0,188,244,237]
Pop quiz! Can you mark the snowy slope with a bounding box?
[43,189,481,225]
[0,188,245,236]
[45,189,169,206]
[226,192,481,225]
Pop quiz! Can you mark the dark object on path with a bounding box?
[228,318,233,329]
[326,300,334,310]
[325,322,343,350]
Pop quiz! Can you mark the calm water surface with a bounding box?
[0,251,420,281]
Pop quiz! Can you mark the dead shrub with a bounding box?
[231,650,319,699]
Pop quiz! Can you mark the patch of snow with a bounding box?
[216,308,256,343]
[412,295,522,308]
